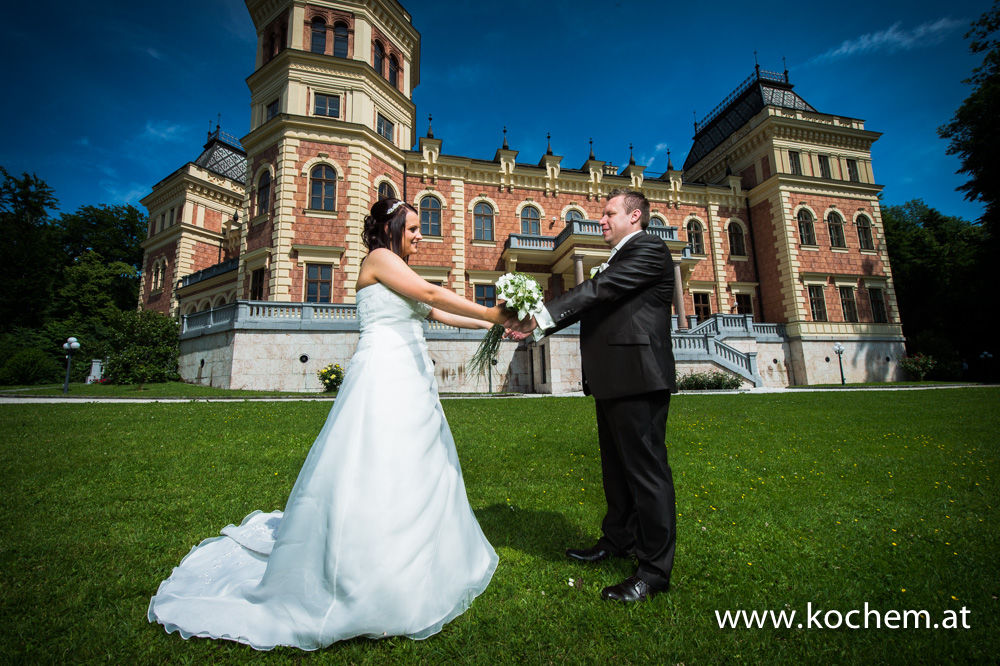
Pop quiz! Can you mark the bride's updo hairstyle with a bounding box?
[362,198,417,258]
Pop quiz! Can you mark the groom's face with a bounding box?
[601,196,640,248]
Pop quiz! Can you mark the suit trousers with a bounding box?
[594,389,675,589]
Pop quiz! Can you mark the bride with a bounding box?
[148,198,509,650]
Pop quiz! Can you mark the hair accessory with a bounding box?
[386,200,404,216]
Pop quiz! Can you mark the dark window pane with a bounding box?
[333,23,348,57]
[311,19,325,53]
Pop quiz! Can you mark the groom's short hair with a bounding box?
[608,188,651,229]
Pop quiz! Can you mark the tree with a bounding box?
[103,309,180,386]
[0,167,59,332]
[54,204,147,269]
[881,200,990,376]
[938,1,1000,236]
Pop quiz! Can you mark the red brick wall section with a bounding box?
[794,197,887,282]
[750,198,785,324]
[142,244,177,315]
[760,155,772,181]
[741,164,758,189]
[203,208,224,233]
[191,241,222,274]
[245,147,279,254]
[303,7,354,56]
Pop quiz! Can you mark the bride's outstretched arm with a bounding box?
[427,309,492,330]
[364,248,509,325]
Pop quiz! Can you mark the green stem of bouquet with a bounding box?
[468,324,505,379]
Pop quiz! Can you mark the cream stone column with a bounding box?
[344,144,372,300]
[449,180,467,295]
[673,263,685,320]
[705,203,728,314]
[289,5,305,50]
[572,254,585,286]
[269,138,300,302]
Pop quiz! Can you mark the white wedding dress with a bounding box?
[148,283,498,650]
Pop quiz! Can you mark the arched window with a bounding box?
[310,18,326,54]
[256,171,271,216]
[377,181,396,200]
[565,209,584,223]
[420,196,441,236]
[797,209,816,246]
[373,40,385,76]
[333,22,348,58]
[687,220,704,254]
[474,202,494,241]
[728,223,746,256]
[828,212,846,248]
[310,165,337,211]
[649,216,666,227]
[856,214,875,250]
[520,206,540,234]
[388,55,399,87]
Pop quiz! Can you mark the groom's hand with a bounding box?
[505,315,538,335]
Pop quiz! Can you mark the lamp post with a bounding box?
[981,351,994,384]
[833,342,846,386]
[62,337,81,394]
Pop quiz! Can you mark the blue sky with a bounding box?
[0,0,990,222]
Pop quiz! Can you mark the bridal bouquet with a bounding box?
[468,272,545,378]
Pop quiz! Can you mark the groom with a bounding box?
[509,187,677,602]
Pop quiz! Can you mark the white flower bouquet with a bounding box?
[468,272,545,378]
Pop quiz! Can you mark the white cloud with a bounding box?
[808,17,965,65]
[100,180,148,205]
[145,47,165,61]
[141,121,187,142]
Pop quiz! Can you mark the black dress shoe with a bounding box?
[565,545,615,563]
[601,575,665,603]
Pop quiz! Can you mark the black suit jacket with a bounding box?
[542,232,676,399]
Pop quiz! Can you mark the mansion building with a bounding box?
[138,0,905,392]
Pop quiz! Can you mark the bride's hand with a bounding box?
[485,303,512,326]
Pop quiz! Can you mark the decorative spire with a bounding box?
[546,132,552,156]
[207,119,213,141]
[693,110,699,134]
[754,51,760,78]
[217,113,221,132]
[502,126,508,150]
[629,143,635,165]
[725,156,733,176]
[427,114,434,139]
[783,56,789,83]
[588,137,595,160]
[667,148,673,171]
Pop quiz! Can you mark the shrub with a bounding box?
[899,353,936,381]
[104,309,180,387]
[317,363,345,392]
[676,370,744,391]
[0,348,62,385]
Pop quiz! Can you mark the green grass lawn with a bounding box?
[1,389,998,664]
[0,381,321,398]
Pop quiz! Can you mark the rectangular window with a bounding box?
[306,264,332,303]
[693,292,711,322]
[839,287,858,322]
[169,207,175,226]
[314,93,340,118]
[474,284,496,307]
[158,213,165,233]
[376,113,394,141]
[474,217,494,241]
[818,155,832,179]
[869,288,888,323]
[846,159,860,182]
[735,293,754,316]
[788,151,802,176]
[808,285,828,322]
[250,268,265,301]
[266,99,280,122]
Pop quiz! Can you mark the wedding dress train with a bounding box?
[148,283,498,650]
